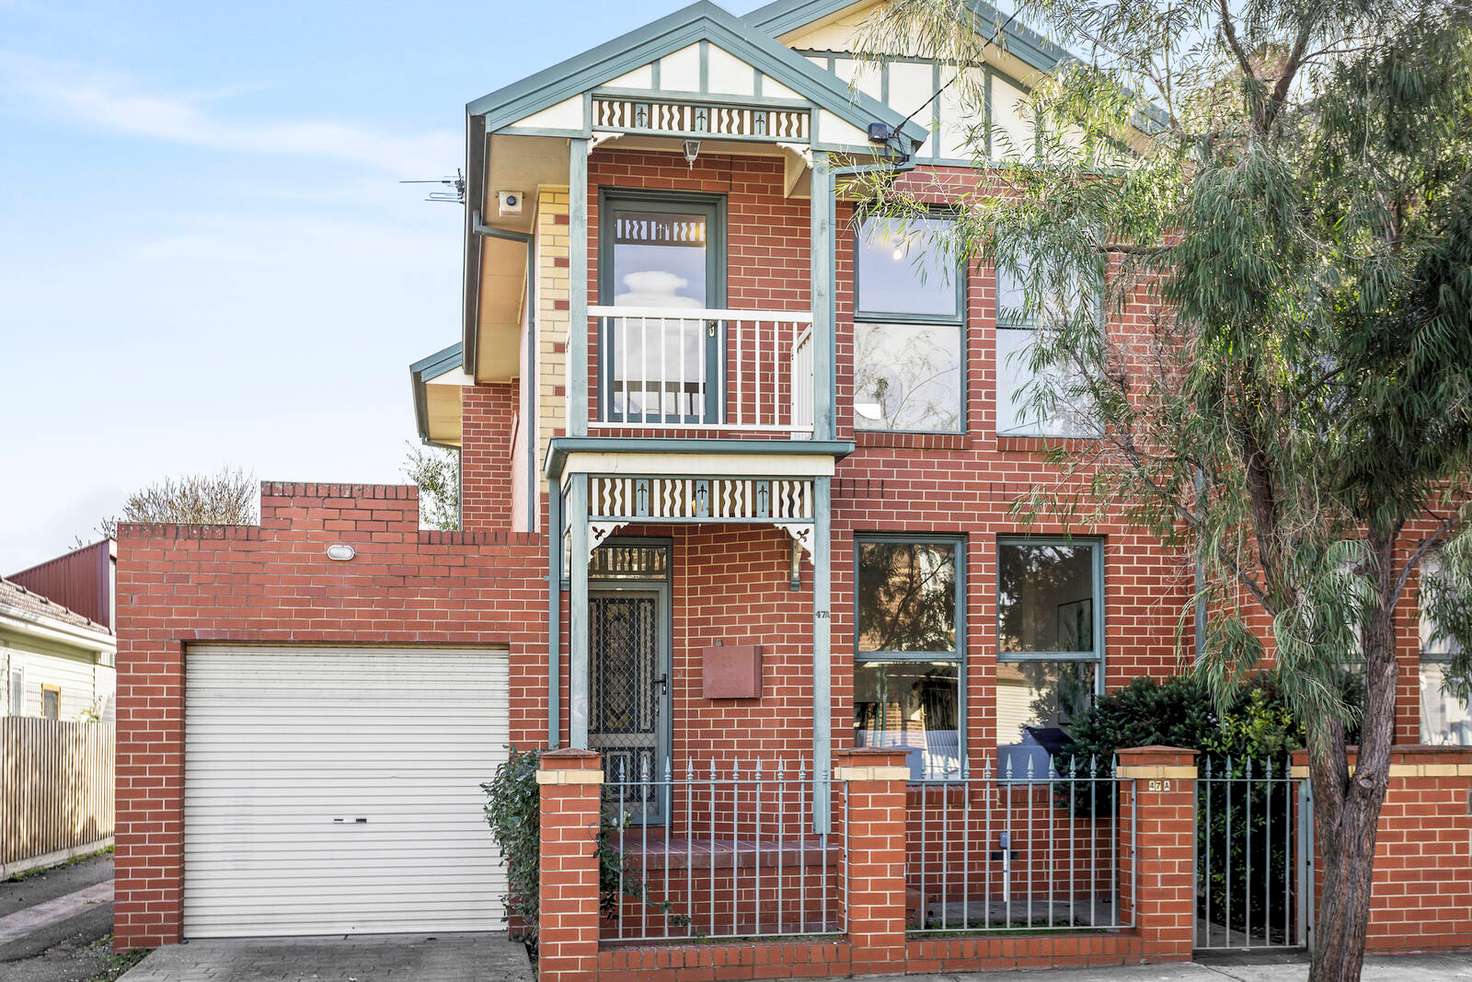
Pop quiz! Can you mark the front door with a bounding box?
[589,587,669,822]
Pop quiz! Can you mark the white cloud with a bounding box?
[0,52,460,176]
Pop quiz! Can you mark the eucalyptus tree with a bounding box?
[848,1,1472,978]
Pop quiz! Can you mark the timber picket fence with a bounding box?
[0,718,114,877]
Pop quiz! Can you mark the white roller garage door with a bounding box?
[183,645,508,938]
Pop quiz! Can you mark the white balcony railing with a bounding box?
[589,305,815,434]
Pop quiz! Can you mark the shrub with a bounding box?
[483,749,689,951]
[1062,671,1359,944]
[483,748,542,943]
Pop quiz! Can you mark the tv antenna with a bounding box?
[401,169,465,204]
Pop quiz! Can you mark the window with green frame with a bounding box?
[854,536,965,780]
[1419,555,1471,745]
[995,537,1104,775]
[853,214,964,434]
[995,252,1100,437]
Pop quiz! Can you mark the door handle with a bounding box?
[654,673,669,695]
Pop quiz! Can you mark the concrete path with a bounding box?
[0,854,122,981]
[120,932,533,982]
[0,880,113,945]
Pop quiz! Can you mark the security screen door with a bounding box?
[589,588,669,822]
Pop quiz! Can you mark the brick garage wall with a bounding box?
[112,482,548,950]
[462,381,517,532]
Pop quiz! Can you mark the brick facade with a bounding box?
[112,139,1468,971]
[463,381,517,532]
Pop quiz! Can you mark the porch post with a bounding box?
[547,478,562,749]
[567,472,590,748]
[813,475,832,831]
[809,150,834,442]
[567,136,589,438]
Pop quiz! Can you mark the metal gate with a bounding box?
[1193,757,1314,952]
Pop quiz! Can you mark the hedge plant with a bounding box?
[483,748,687,952]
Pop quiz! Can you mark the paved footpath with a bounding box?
[873,952,1472,982]
[120,943,1467,982]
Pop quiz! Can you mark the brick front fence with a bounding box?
[537,745,1472,982]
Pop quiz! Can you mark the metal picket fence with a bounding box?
[601,758,846,943]
[908,755,1136,933]
[1194,756,1312,951]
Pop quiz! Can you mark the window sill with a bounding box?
[995,434,1100,454]
[855,430,966,450]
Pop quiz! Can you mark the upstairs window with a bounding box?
[854,537,965,781]
[996,254,1099,437]
[854,215,964,433]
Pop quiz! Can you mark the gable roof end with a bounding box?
[743,0,1076,77]
[465,0,929,149]
[411,342,465,447]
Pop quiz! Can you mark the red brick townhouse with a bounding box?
[114,0,1472,973]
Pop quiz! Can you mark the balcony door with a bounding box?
[599,190,726,424]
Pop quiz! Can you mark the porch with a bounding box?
[544,464,841,825]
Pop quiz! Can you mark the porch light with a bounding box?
[325,543,356,561]
[682,139,701,169]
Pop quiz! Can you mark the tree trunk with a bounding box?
[1309,788,1383,981]
[1306,530,1400,982]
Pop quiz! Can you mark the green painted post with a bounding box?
[568,472,590,748]
[813,475,832,831]
[548,478,562,748]
[810,151,834,442]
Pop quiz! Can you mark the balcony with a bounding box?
[589,305,814,436]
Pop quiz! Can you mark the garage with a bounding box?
[182,645,508,939]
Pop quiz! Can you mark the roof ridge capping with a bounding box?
[465,0,929,149]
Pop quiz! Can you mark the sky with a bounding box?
[0,0,764,572]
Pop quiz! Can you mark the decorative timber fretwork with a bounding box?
[592,97,810,142]
[564,475,818,567]
[588,476,813,522]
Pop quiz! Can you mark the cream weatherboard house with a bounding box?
[4,540,116,722]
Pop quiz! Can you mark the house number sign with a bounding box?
[1148,779,1173,792]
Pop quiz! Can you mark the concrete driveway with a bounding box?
[119,932,532,982]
